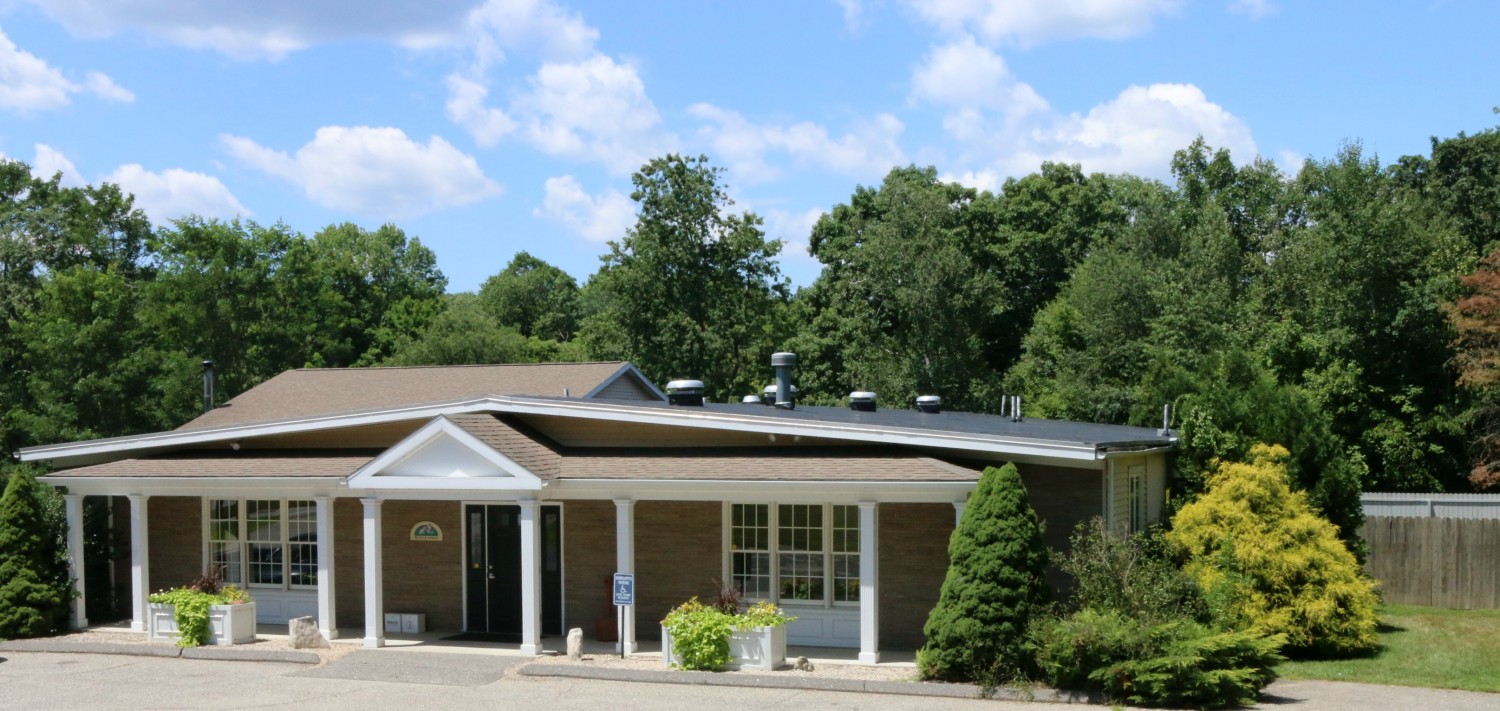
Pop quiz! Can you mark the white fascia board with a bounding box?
[1097,445,1174,459]
[540,479,976,504]
[22,395,1105,466]
[37,477,343,498]
[345,416,543,491]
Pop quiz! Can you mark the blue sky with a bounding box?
[2,0,1496,291]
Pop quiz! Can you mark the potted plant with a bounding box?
[661,589,794,672]
[147,570,255,647]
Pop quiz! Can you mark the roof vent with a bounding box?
[741,394,762,404]
[201,360,215,414]
[916,395,941,414]
[760,383,796,405]
[771,352,797,410]
[666,379,706,406]
[849,391,877,412]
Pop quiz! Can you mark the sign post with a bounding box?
[612,572,634,658]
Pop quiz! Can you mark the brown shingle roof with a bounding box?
[46,450,378,478]
[180,362,641,431]
[445,414,563,480]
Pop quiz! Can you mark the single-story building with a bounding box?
[19,358,1174,663]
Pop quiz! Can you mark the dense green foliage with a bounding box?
[147,574,249,648]
[0,470,68,638]
[1028,520,1283,708]
[918,463,1050,683]
[1168,444,1380,657]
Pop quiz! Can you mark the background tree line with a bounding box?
[4,125,1500,540]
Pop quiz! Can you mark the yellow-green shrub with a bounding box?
[1167,444,1378,657]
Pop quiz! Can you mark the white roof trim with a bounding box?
[21,394,1122,467]
[344,416,543,492]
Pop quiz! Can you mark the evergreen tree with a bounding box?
[918,463,1050,682]
[1167,444,1379,657]
[0,469,67,638]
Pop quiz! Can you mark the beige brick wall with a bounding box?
[635,501,721,641]
[147,496,201,590]
[563,500,615,639]
[879,503,952,649]
[1020,463,1105,594]
[382,500,463,632]
[334,498,365,631]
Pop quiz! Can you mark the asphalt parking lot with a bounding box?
[3,650,1500,711]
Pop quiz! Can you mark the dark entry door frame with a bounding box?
[462,502,564,638]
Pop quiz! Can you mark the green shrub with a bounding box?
[918,463,1050,683]
[1167,444,1379,657]
[1033,610,1283,708]
[1060,519,1206,626]
[0,470,68,639]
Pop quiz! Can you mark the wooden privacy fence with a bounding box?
[1361,516,1500,609]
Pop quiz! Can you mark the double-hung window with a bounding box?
[207,498,319,589]
[728,503,860,606]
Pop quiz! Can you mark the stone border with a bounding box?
[0,639,320,665]
[519,662,1104,704]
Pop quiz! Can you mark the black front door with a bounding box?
[464,504,562,639]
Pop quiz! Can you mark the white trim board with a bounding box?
[345,416,543,492]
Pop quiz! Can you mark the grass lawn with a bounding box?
[1278,605,1500,693]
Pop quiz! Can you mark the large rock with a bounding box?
[289,616,329,649]
[567,628,583,660]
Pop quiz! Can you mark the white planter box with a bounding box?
[661,624,787,672]
[149,602,257,646]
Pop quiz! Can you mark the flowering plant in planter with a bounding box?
[147,570,251,647]
[661,593,795,671]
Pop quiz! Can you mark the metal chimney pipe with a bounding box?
[1159,403,1172,436]
[1011,395,1022,423]
[771,352,797,409]
[201,360,215,414]
[1000,394,1009,418]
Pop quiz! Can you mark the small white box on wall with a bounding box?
[384,613,402,633]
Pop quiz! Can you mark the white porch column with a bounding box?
[63,494,88,630]
[614,498,636,655]
[361,498,384,648]
[316,497,338,640]
[953,501,966,527]
[519,500,543,656]
[128,495,150,633]
[858,502,880,665]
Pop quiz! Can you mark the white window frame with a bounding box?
[722,502,860,609]
[1128,464,1147,533]
[202,497,319,591]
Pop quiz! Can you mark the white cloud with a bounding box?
[905,0,1180,46]
[0,26,131,111]
[1276,148,1304,177]
[940,169,1001,193]
[515,54,673,174]
[910,37,1048,123]
[689,104,906,183]
[1034,83,1256,176]
[102,164,250,224]
[763,207,826,264]
[445,74,516,147]
[1228,0,1278,20]
[222,126,501,219]
[465,0,598,70]
[534,175,635,243]
[83,71,135,103]
[25,0,478,60]
[31,143,84,186]
[836,0,867,31]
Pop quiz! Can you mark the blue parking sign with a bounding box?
[613,573,635,606]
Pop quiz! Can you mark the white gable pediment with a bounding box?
[347,417,542,491]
